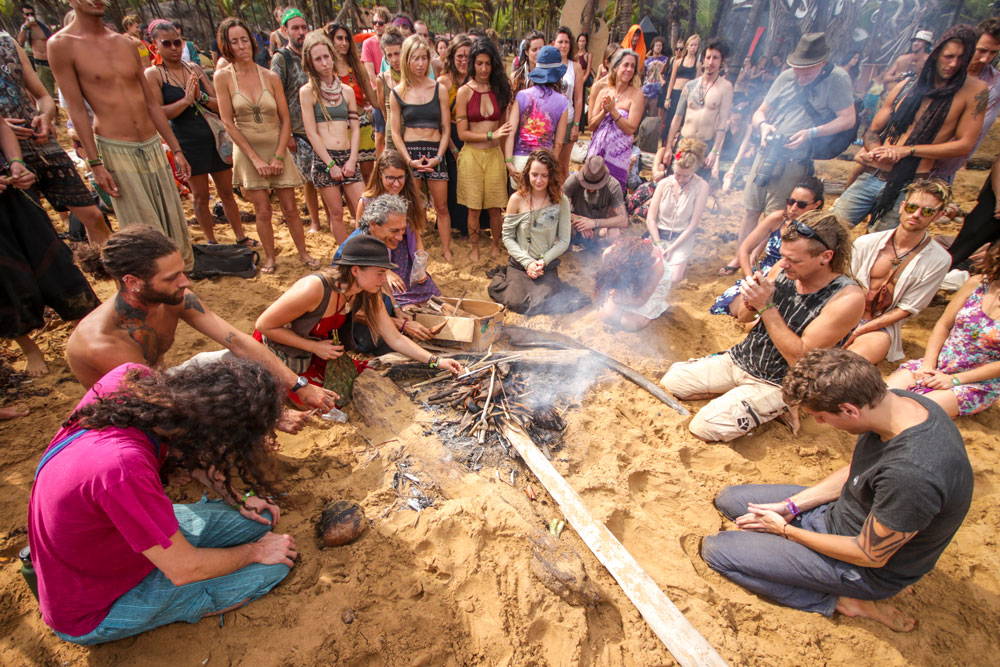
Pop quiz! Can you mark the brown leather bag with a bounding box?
[864,236,932,318]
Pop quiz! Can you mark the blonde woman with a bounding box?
[299,31,363,242]
[390,35,453,260]
[586,48,643,193]
[213,17,316,273]
[644,137,710,281]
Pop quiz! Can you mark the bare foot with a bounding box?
[835,596,916,632]
[24,348,49,377]
[0,404,30,420]
[442,249,453,263]
[470,246,480,262]
[307,226,321,234]
[490,244,502,258]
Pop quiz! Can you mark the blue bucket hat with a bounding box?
[529,45,567,84]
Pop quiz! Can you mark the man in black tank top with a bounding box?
[661,212,864,442]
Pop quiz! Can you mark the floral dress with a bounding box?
[899,280,1000,415]
[710,225,785,315]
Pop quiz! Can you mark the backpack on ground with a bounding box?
[188,243,259,280]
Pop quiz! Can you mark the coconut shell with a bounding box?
[318,500,365,547]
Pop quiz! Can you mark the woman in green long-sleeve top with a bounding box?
[487,149,590,316]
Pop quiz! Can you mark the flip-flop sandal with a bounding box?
[717,264,739,276]
[304,258,322,270]
[236,236,261,248]
[260,263,277,275]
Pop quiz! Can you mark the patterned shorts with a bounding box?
[358,108,376,162]
[292,135,317,185]
[24,149,94,212]
[405,141,447,181]
[310,149,363,189]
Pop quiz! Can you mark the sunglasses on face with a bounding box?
[902,202,941,218]
[789,220,831,250]
[159,39,184,49]
[786,198,813,209]
[373,20,386,26]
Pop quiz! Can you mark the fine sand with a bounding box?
[1,136,999,665]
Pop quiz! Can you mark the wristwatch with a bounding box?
[291,376,309,393]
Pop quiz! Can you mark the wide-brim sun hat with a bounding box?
[786,32,831,68]
[529,45,567,84]
[333,235,399,269]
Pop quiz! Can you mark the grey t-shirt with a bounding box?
[563,173,624,220]
[762,66,853,158]
[271,46,308,136]
[826,390,973,592]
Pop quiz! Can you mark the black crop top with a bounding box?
[676,58,697,80]
[392,84,441,129]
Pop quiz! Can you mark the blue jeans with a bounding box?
[832,171,904,230]
[701,484,892,616]
[56,500,289,645]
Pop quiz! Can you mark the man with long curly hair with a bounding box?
[67,225,339,432]
[28,360,297,644]
[702,348,972,632]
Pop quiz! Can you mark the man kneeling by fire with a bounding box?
[701,348,973,631]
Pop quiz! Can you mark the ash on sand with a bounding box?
[422,353,607,471]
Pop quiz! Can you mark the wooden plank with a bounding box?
[504,425,727,667]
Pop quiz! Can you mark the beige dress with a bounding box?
[230,65,303,190]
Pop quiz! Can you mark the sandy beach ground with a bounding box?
[1,130,998,665]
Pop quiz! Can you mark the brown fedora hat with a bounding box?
[580,155,610,190]
[786,32,831,68]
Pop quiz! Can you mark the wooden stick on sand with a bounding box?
[503,425,727,667]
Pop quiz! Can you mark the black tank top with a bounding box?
[676,58,697,80]
[159,65,212,143]
[392,84,441,129]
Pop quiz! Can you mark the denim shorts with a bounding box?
[372,107,386,133]
[54,499,289,645]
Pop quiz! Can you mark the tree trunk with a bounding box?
[581,0,599,36]
[619,0,634,37]
[710,0,730,39]
[686,0,697,35]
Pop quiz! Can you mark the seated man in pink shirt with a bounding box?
[27,360,296,644]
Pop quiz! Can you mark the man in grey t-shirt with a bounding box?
[703,349,972,631]
[562,156,627,245]
[270,9,323,232]
[721,33,854,275]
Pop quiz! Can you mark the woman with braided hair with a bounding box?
[28,359,296,645]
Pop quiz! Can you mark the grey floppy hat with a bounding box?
[333,235,398,270]
[786,32,831,68]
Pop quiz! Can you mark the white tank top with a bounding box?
[562,61,576,121]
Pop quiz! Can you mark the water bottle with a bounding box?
[410,250,428,283]
[19,546,38,601]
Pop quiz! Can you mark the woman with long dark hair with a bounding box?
[487,149,588,316]
[324,22,379,183]
[455,37,512,261]
[511,30,545,95]
[438,34,473,238]
[144,20,254,247]
[390,35,453,260]
[299,30,364,242]
[213,17,315,273]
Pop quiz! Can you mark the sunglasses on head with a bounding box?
[903,201,941,218]
[789,220,831,250]
[159,38,184,48]
[786,197,813,209]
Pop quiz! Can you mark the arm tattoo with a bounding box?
[224,331,235,345]
[973,88,989,119]
[854,513,915,564]
[184,292,205,314]
[112,292,160,365]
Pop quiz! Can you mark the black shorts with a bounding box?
[24,149,94,212]
[405,141,447,181]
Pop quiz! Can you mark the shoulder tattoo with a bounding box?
[112,292,160,364]
[973,88,989,119]
[184,292,205,314]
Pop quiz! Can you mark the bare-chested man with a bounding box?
[67,226,338,433]
[16,3,56,97]
[834,26,987,232]
[48,0,194,270]
[881,31,933,85]
[665,38,733,181]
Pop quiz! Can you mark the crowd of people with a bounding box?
[2,0,1000,650]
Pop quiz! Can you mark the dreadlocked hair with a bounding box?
[595,237,658,301]
[363,150,426,234]
[65,360,284,499]
[77,224,179,282]
[302,31,343,124]
[782,348,886,412]
[871,24,976,224]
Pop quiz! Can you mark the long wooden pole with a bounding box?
[504,425,727,667]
